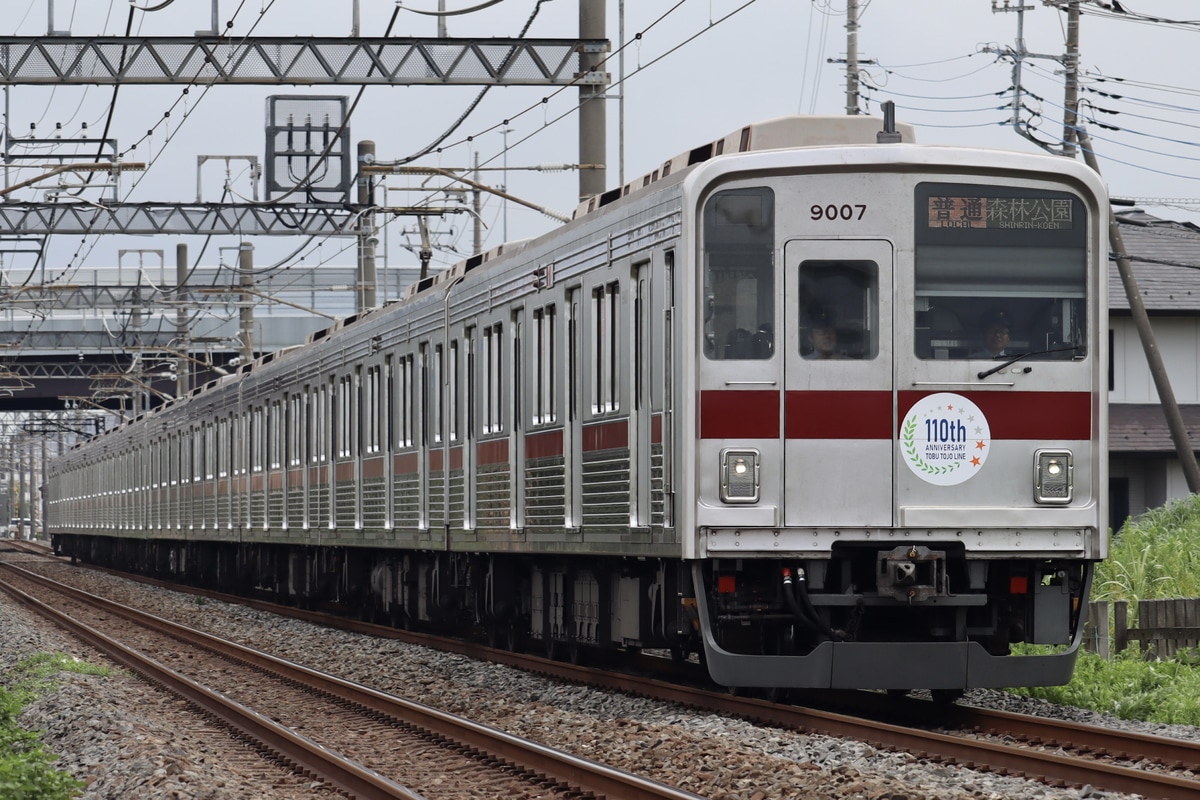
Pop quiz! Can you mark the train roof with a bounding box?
[571,114,918,220]
[392,115,916,308]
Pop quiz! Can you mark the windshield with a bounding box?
[913,183,1088,361]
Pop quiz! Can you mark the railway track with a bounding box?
[0,561,704,800]
[13,552,1200,799]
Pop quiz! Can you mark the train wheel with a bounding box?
[486,622,505,649]
[566,641,586,666]
[930,689,963,705]
[487,620,522,651]
[762,687,787,704]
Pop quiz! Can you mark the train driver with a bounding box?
[803,306,846,360]
[972,308,1012,358]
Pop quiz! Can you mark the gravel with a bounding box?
[4,551,1195,799]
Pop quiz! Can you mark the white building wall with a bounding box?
[1110,316,1200,404]
[1167,461,1192,505]
[1108,316,1200,517]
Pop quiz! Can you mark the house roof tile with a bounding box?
[1111,211,1200,314]
[1109,403,1200,454]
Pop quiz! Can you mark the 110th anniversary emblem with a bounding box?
[900,392,990,486]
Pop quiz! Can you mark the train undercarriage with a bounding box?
[51,533,1091,692]
[51,534,697,662]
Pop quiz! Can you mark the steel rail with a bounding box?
[65,561,1200,799]
[2,563,705,800]
[0,572,423,800]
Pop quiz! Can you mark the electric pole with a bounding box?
[578,0,607,200]
[846,0,861,115]
[992,1,1199,491]
[1056,1,1200,491]
[357,139,378,311]
[1062,0,1081,158]
[1078,131,1200,493]
[831,0,874,115]
[175,243,190,397]
[239,244,255,364]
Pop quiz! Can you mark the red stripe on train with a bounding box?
[393,452,419,474]
[786,391,892,439]
[699,390,780,438]
[477,438,509,466]
[526,428,563,459]
[583,418,628,451]
[362,456,386,480]
[701,390,1092,440]
[898,390,1092,440]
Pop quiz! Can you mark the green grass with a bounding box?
[0,653,110,800]
[1018,649,1200,725]
[1093,494,1200,604]
[1010,495,1200,724]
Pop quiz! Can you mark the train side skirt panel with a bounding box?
[691,563,1089,690]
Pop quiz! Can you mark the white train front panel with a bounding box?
[684,147,1107,690]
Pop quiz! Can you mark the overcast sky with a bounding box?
[5,0,1199,277]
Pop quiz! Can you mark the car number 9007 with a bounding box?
[811,203,866,221]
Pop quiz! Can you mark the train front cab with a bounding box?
[688,154,1108,692]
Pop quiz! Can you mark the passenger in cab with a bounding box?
[972,308,1012,358]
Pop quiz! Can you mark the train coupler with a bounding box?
[876,545,947,603]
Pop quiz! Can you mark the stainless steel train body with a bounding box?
[47,116,1108,693]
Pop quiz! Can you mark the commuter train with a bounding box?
[46,113,1109,696]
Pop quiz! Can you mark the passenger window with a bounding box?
[703,186,775,360]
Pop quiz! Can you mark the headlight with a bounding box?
[1034,449,1073,504]
[720,448,760,503]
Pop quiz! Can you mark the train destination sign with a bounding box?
[927,196,1073,230]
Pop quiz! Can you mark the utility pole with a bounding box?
[1078,129,1200,493]
[578,0,607,200]
[991,1,1198,491]
[417,217,433,281]
[1062,0,1081,158]
[357,139,378,311]
[989,1,1038,131]
[238,243,255,364]
[618,0,625,185]
[845,0,861,115]
[175,243,190,397]
[39,434,46,539]
[830,0,873,115]
[473,153,483,255]
[1056,1,1199,490]
[18,443,29,532]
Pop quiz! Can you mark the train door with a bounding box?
[782,239,894,527]
[565,288,582,528]
[418,344,431,532]
[510,312,525,531]
[464,328,476,531]
[631,260,651,528]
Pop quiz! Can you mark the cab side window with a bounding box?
[703,186,775,360]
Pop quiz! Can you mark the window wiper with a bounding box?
[977,344,1084,380]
